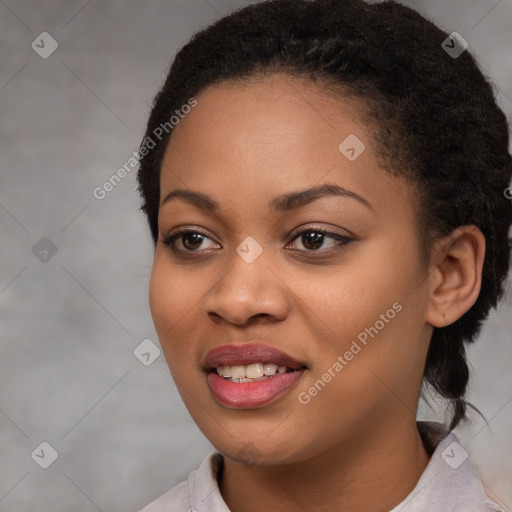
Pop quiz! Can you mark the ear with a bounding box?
[426,225,486,327]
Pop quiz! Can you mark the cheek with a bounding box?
[300,238,426,374]
[298,253,407,343]
[148,257,198,355]
[148,261,173,335]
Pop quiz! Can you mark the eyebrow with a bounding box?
[160,183,375,214]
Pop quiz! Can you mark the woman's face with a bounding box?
[149,74,434,464]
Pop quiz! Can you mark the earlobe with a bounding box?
[426,225,486,327]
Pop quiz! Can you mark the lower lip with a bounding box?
[207,370,305,409]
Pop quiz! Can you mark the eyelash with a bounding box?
[160,226,354,256]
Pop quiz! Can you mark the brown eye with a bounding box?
[299,231,325,250]
[288,228,353,252]
[181,232,205,250]
[161,229,218,252]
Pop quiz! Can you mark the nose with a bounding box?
[204,246,290,327]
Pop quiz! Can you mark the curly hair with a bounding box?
[136,0,512,431]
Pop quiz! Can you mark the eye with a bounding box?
[161,228,219,252]
[287,226,353,252]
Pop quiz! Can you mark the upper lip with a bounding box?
[203,342,307,371]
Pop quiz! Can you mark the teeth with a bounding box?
[263,363,278,376]
[230,365,246,380]
[246,363,264,379]
[218,365,231,378]
[216,363,294,380]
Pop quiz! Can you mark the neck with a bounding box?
[219,419,431,512]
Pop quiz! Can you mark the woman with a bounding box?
[135,0,511,510]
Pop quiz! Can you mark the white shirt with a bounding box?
[138,422,505,512]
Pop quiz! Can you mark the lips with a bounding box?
[203,342,308,409]
[203,342,307,370]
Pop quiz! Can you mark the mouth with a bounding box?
[203,343,308,408]
[211,362,306,382]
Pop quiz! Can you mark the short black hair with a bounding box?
[136,0,512,431]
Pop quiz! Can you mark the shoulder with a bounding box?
[137,452,227,512]
[390,421,506,512]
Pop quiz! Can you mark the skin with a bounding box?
[148,73,485,512]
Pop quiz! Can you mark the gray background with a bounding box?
[0,0,511,511]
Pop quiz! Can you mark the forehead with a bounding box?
[158,74,415,220]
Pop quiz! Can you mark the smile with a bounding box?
[215,362,297,382]
[204,342,308,408]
